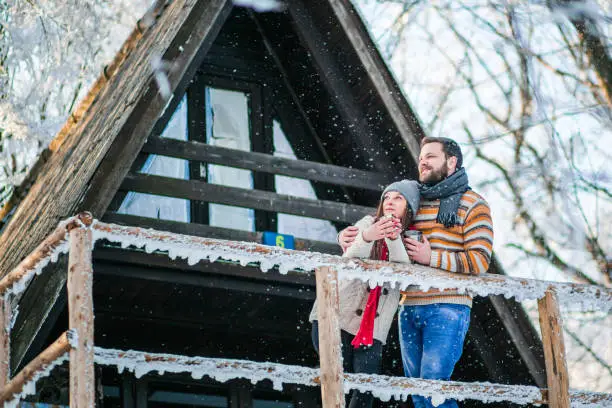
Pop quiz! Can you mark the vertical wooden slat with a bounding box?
[0,295,10,385]
[537,288,570,408]
[68,218,95,407]
[315,266,344,408]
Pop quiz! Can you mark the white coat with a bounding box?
[309,215,410,344]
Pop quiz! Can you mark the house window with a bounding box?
[117,97,190,222]
[273,121,338,242]
[148,390,228,407]
[205,87,255,232]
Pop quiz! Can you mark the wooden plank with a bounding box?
[142,137,391,191]
[314,266,344,408]
[68,225,95,407]
[94,260,315,301]
[0,332,70,403]
[0,296,10,385]
[187,72,210,225]
[10,261,68,374]
[101,212,341,255]
[250,81,277,233]
[120,173,372,224]
[122,373,136,408]
[537,289,570,408]
[93,247,316,288]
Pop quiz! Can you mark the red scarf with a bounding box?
[351,241,389,348]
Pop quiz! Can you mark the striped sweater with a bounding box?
[400,190,494,307]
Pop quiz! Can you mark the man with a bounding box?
[338,137,493,408]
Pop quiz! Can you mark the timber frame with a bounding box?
[0,0,570,406]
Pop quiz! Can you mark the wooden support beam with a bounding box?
[0,216,80,296]
[120,173,372,224]
[68,223,95,407]
[102,212,341,255]
[142,137,391,191]
[314,266,344,408]
[0,296,10,385]
[538,288,570,408]
[93,246,315,287]
[0,332,70,403]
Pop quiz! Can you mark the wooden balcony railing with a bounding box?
[0,212,610,407]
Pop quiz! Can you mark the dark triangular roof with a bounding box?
[0,0,426,274]
[0,0,546,391]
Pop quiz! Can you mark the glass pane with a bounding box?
[206,87,254,231]
[149,390,228,407]
[253,400,294,408]
[273,121,338,242]
[118,96,190,222]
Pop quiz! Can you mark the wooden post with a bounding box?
[0,295,10,385]
[68,215,95,407]
[314,266,344,408]
[538,288,570,408]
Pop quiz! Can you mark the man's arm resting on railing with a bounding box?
[430,200,494,275]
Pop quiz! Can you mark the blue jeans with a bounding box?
[398,304,470,408]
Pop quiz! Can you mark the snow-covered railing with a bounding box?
[0,213,611,408]
[0,213,94,407]
[91,348,611,407]
[0,332,70,408]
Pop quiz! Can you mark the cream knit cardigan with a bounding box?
[309,215,410,344]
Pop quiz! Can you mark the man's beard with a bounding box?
[420,162,448,184]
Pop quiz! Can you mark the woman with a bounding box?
[309,179,420,408]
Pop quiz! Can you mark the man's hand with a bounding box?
[338,226,359,252]
[404,235,432,265]
[362,217,401,243]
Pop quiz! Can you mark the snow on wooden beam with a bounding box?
[1,214,610,313]
[0,214,92,297]
[90,220,612,312]
[0,332,70,406]
[92,347,612,407]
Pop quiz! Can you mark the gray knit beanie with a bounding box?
[382,180,420,216]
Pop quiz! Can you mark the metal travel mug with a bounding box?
[403,230,423,242]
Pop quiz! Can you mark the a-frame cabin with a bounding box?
[0,0,547,406]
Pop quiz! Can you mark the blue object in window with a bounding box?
[262,232,295,249]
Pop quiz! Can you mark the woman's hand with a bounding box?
[338,226,359,252]
[362,216,401,242]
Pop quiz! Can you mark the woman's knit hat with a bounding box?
[382,180,421,216]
